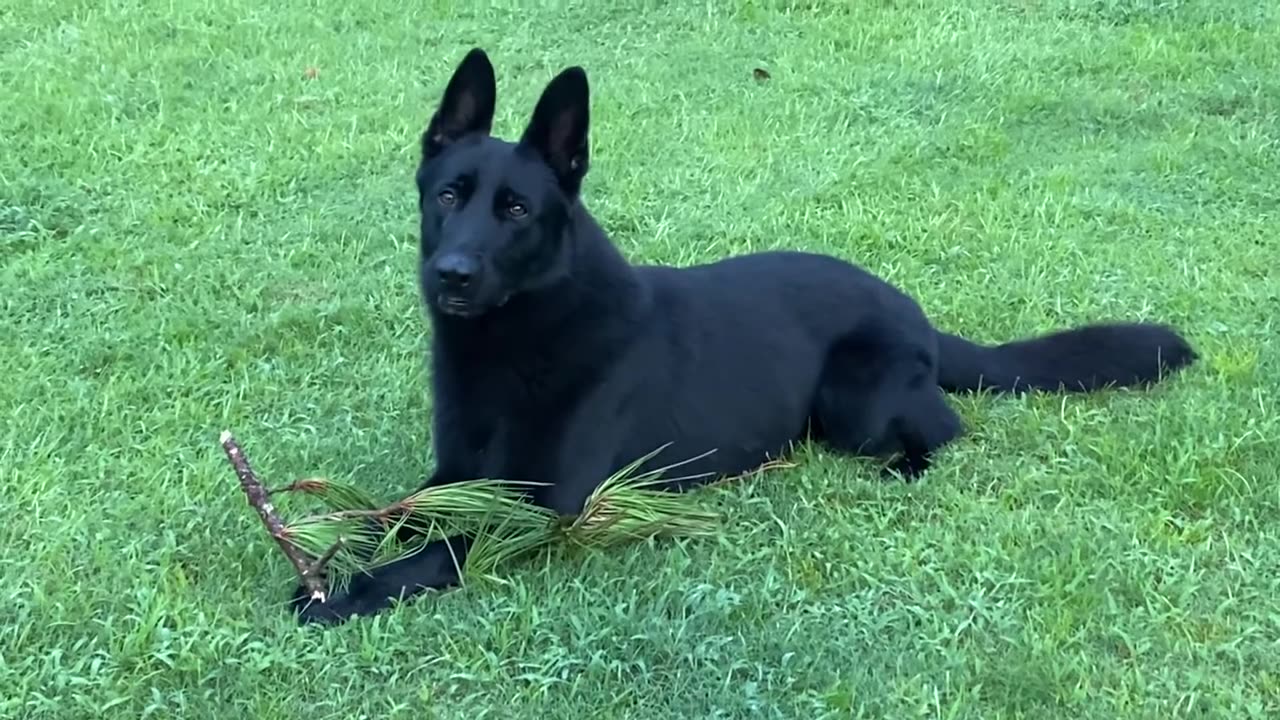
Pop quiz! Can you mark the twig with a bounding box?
[268,478,328,495]
[303,501,415,524]
[219,430,330,602]
[305,537,347,581]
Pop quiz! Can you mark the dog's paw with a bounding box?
[286,579,388,626]
[285,564,421,626]
[284,536,466,626]
[880,452,931,481]
[287,583,351,626]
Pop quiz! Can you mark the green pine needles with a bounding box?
[220,432,747,601]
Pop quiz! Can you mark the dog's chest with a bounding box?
[440,357,592,482]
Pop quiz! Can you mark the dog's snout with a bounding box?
[434,253,478,288]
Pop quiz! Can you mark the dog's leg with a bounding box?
[811,324,963,479]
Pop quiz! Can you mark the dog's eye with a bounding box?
[507,203,527,219]
[437,189,457,207]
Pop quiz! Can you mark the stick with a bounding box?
[219,430,330,602]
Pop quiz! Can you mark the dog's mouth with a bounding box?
[436,294,512,317]
[437,296,475,317]
[435,291,513,318]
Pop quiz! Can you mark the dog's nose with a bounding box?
[434,254,477,288]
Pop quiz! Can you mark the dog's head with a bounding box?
[414,48,592,319]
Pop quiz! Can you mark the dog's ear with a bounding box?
[518,66,590,196]
[423,48,497,160]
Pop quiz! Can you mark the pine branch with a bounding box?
[220,431,795,602]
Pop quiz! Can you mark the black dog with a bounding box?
[291,48,1197,625]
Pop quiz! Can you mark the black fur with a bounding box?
[290,49,1197,625]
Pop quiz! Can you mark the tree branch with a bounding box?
[219,430,330,602]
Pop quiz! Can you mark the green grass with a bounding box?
[2,0,1278,717]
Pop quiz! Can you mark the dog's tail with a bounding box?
[936,322,1198,394]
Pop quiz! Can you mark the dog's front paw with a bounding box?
[287,583,357,626]
[284,536,468,626]
[286,576,395,626]
[881,452,931,481]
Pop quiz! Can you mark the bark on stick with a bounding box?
[219,430,330,602]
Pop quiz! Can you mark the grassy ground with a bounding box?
[2,0,1278,717]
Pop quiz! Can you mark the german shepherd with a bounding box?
[291,48,1197,624]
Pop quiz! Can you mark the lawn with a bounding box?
[2,0,1278,717]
